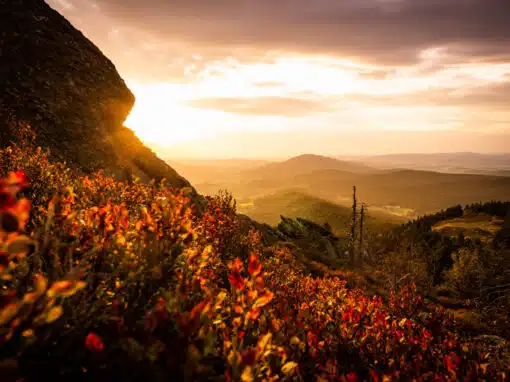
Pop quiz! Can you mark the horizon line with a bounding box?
[162,151,510,162]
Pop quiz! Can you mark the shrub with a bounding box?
[0,130,508,381]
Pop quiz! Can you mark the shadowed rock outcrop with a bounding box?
[0,0,191,189]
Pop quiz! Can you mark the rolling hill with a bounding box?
[241,154,376,181]
[289,169,510,214]
[238,189,406,236]
[176,153,510,216]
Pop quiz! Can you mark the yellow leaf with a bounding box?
[48,280,86,298]
[0,303,20,326]
[253,291,274,308]
[282,361,298,375]
[216,291,227,304]
[47,280,72,297]
[257,333,272,352]
[34,274,48,294]
[23,292,39,304]
[241,366,254,382]
[46,306,63,323]
[22,329,34,337]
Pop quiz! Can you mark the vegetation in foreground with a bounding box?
[0,128,509,381]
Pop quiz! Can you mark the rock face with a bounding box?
[0,0,191,189]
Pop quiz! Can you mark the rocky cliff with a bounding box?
[0,0,191,189]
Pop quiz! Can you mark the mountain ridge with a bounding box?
[0,0,192,190]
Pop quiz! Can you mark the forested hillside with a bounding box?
[363,202,510,340]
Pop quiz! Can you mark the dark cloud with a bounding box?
[86,0,510,65]
[184,96,334,116]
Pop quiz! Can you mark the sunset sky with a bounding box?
[48,0,510,158]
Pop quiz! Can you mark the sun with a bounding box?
[124,82,218,146]
[123,56,361,149]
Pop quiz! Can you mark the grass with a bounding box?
[433,214,504,240]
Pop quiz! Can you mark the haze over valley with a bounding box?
[168,153,510,232]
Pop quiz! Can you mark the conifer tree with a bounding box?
[350,186,357,264]
[359,203,365,265]
[504,208,510,230]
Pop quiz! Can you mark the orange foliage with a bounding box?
[0,128,508,380]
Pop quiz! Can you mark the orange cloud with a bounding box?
[185,96,334,117]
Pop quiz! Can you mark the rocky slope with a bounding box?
[0,0,191,189]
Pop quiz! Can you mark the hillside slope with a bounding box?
[239,189,404,236]
[292,169,510,213]
[0,0,191,189]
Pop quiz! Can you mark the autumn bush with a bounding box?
[0,126,508,381]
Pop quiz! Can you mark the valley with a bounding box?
[169,153,510,229]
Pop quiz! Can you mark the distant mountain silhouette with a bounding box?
[173,154,510,215]
[242,154,376,180]
[348,152,510,175]
[0,0,191,189]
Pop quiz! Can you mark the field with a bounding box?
[433,214,504,240]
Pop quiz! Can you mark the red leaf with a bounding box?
[248,254,262,277]
[229,273,244,291]
[85,332,104,352]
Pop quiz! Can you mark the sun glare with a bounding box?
[124,82,220,146]
[124,56,363,148]
[124,52,510,153]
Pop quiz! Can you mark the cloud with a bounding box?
[185,96,334,117]
[46,1,510,80]
[81,0,510,65]
[45,0,510,153]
